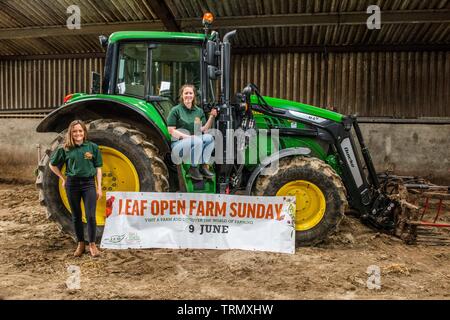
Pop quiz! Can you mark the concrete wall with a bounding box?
[0,118,56,149]
[0,118,56,182]
[1,119,449,184]
[360,123,449,184]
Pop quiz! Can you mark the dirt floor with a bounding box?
[0,182,449,300]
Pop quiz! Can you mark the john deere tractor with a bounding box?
[36,15,399,246]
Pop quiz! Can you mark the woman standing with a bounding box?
[49,120,103,257]
[167,84,217,181]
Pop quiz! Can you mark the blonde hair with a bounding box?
[179,84,197,106]
[64,120,88,149]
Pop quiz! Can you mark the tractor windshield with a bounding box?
[151,43,201,104]
[115,42,203,105]
[116,42,147,98]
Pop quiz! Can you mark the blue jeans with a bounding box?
[171,134,214,167]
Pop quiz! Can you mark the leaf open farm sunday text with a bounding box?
[117,198,286,221]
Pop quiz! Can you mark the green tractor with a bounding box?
[36,17,399,246]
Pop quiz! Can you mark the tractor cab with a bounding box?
[102,32,216,115]
[101,31,221,193]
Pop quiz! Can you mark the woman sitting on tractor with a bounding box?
[167,84,217,181]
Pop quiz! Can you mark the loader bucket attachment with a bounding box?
[381,175,450,245]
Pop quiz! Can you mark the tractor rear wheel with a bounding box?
[254,156,347,246]
[36,119,169,242]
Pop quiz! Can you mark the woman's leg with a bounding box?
[171,140,183,165]
[201,134,215,164]
[171,138,204,181]
[171,136,203,167]
[171,138,197,165]
[65,182,85,243]
[190,136,203,166]
[80,179,97,244]
[198,134,215,178]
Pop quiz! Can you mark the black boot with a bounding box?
[199,164,214,179]
[189,166,203,181]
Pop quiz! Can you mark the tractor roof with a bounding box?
[109,31,206,44]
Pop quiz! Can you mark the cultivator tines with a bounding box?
[379,174,450,245]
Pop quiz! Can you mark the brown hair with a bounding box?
[64,120,88,149]
[178,84,197,106]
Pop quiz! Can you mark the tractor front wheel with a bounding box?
[36,119,169,242]
[254,156,347,246]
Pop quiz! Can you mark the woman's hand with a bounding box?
[168,126,191,140]
[202,109,218,132]
[96,187,103,200]
[49,164,66,188]
[179,132,191,139]
[96,168,102,200]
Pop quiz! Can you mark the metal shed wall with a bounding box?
[0,51,448,117]
[231,51,450,117]
[0,57,104,111]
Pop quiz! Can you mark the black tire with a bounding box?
[36,119,169,242]
[254,156,347,246]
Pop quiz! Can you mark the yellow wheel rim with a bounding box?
[58,146,140,226]
[276,180,326,231]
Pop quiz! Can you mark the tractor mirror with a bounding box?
[90,72,101,94]
[208,65,221,80]
[98,35,108,48]
[242,84,254,96]
[206,40,218,65]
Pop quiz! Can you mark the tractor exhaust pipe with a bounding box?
[221,30,236,106]
[217,30,236,192]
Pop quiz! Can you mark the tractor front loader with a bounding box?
[36,14,449,246]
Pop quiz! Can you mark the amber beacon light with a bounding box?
[202,12,214,26]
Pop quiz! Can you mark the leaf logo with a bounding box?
[108,234,126,243]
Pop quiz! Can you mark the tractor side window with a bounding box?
[151,44,201,104]
[116,43,147,98]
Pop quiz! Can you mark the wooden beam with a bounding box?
[233,44,450,54]
[145,0,180,32]
[1,9,448,41]
[0,52,106,61]
[180,10,450,29]
[0,20,165,40]
[2,43,448,60]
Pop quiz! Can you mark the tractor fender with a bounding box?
[245,147,311,195]
[36,98,171,153]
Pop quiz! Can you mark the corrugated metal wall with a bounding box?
[0,58,104,110]
[231,51,450,118]
[0,52,448,117]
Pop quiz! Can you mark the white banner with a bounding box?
[100,192,296,254]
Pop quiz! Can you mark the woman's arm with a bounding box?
[201,109,218,132]
[168,126,191,139]
[96,167,102,200]
[49,164,66,187]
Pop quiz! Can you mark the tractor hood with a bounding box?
[250,95,344,123]
[36,93,170,141]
